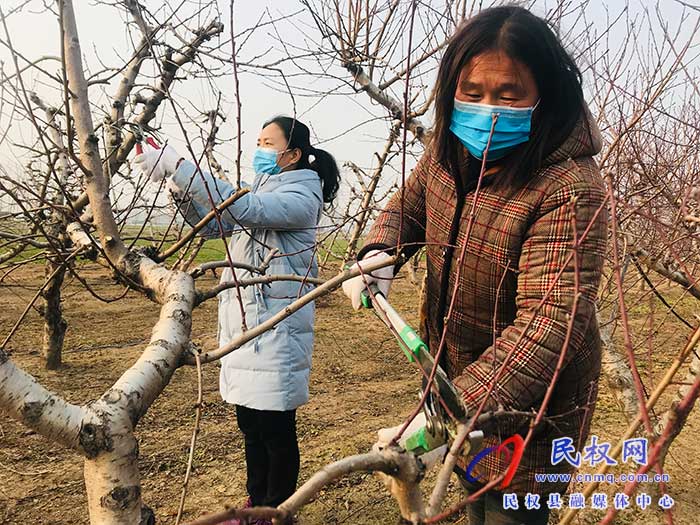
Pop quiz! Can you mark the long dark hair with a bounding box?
[432,6,590,189]
[263,116,340,205]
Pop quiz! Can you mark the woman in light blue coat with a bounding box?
[134,116,340,519]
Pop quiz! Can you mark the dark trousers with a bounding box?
[235,405,300,507]
[461,478,550,525]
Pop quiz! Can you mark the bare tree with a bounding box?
[2,1,700,525]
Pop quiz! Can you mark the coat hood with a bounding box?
[543,104,603,166]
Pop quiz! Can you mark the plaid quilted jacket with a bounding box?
[360,110,608,495]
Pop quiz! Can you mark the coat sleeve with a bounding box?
[452,173,607,429]
[170,160,322,233]
[357,151,429,262]
[168,185,225,238]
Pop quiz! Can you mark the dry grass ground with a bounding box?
[1,263,698,524]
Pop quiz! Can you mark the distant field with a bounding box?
[2,223,352,266]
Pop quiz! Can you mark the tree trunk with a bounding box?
[83,405,143,524]
[33,94,71,370]
[341,123,399,266]
[598,310,639,423]
[42,254,67,369]
[654,350,700,467]
[1,256,195,524]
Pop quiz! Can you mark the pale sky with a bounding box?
[1,0,698,216]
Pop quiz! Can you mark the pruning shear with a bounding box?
[122,122,161,155]
[361,284,484,455]
[135,135,160,155]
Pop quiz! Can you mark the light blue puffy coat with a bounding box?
[171,161,323,411]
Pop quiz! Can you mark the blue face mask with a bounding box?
[449,98,537,161]
[252,147,283,175]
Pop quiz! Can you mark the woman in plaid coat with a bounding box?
[343,6,607,525]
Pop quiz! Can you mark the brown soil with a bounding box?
[1,265,698,524]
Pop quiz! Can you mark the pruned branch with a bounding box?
[344,61,430,145]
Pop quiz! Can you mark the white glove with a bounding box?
[166,177,185,200]
[133,144,181,182]
[342,249,394,310]
[373,413,447,470]
[375,412,426,450]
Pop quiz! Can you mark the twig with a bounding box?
[157,188,250,262]
[184,254,399,365]
[175,351,204,525]
[230,0,242,187]
[559,323,700,524]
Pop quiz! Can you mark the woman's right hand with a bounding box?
[133,144,182,182]
[342,250,394,310]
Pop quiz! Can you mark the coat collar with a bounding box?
[252,168,320,192]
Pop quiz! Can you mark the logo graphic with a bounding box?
[464,434,525,489]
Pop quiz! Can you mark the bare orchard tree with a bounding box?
[182,1,700,524]
[0,2,452,523]
[3,1,700,525]
[286,0,448,266]
[0,0,226,370]
[0,0,354,523]
[581,3,700,482]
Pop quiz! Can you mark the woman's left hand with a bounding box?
[133,144,182,182]
[342,250,394,310]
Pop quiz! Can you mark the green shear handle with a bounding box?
[360,284,467,422]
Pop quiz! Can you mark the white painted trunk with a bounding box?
[83,409,143,524]
[67,221,97,251]
[0,354,85,449]
[1,258,194,524]
[82,260,194,523]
